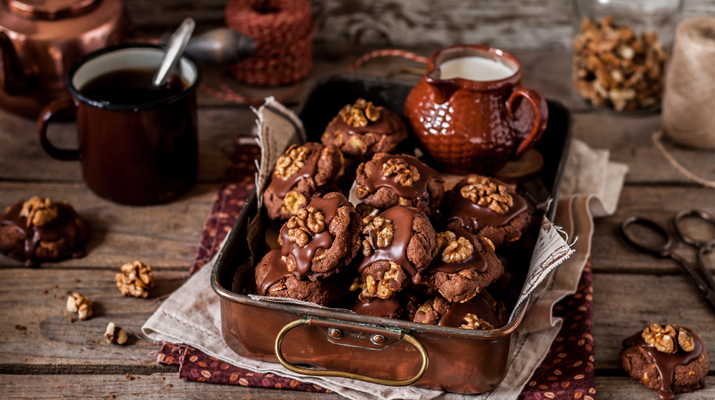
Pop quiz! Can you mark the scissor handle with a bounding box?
[673,209,715,251]
[620,216,674,258]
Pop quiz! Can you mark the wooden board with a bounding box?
[597,377,715,400]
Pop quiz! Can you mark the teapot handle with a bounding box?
[506,87,548,159]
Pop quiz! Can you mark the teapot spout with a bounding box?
[425,70,459,104]
[0,32,33,94]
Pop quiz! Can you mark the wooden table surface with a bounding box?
[1,45,714,399]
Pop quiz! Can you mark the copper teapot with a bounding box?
[0,0,131,118]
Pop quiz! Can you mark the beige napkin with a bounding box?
[143,100,627,399]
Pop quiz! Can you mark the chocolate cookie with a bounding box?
[263,142,344,220]
[355,153,445,216]
[0,197,91,267]
[278,192,361,280]
[419,227,503,303]
[350,289,423,320]
[321,99,408,160]
[413,290,507,330]
[255,249,348,305]
[446,175,529,247]
[356,206,436,300]
[621,324,709,400]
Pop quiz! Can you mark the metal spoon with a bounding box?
[153,18,195,87]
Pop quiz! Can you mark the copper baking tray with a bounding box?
[211,74,573,394]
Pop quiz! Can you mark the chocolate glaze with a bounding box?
[426,227,488,274]
[280,196,344,276]
[326,107,400,137]
[0,201,88,267]
[358,206,421,284]
[438,292,502,329]
[351,296,402,318]
[267,142,323,199]
[363,154,443,207]
[447,179,528,232]
[258,249,292,295]
[622,329,704,400]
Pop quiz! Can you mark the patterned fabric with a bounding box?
[160,143,596,399]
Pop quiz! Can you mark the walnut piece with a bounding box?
[460,313,494,330]
[362,216,394,256]
[286,206,325,247]
[20,196,58,227]
[383,158,420,186]
[642,324,677,353]
[442,236,473,263]
[433,231,456,257]
[339,98,380,127]
[104,322,128,345]
[678,329,695,352]
[282,191,306,215]
[460,176,513,214]
[116,261,155,298]
[66,292,93,320]
[275,146,310,180]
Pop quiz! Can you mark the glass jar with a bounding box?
[572,0,682,113]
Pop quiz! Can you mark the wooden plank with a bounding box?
[597,376,715,400]
[0,374,340,399]
[0,183,217,269]
[591,185,715,274]
[593,273,715,371]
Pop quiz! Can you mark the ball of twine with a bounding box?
[662,17,715,149]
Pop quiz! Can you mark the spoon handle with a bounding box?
[153,18,195,87]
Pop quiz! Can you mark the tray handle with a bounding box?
[274,317,429,386]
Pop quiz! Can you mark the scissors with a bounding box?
[620,209,715,311]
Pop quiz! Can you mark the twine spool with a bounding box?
[662,17,715,149]
[225,0,314,86]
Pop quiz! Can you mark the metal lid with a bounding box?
[5,0,99,20]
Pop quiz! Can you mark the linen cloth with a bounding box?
[143,105,627,399]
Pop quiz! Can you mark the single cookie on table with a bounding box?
[355,153,445,216]
[321,99,408,160]
[446,174,529,247]
[412,290,507,330]
[355,205,436,300]
[0,197,91,267]
[419,227,503,303]
[621,324,709,400]
[350,288,423,320]
[278,192,362,280]
[263,142,344,220]
[255,249,348,305]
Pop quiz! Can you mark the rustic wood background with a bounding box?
[128,0,715,48]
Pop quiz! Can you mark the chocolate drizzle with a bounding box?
[257,249,292,295]
[622,329,704,400]
[358,206,421,284]
[426,227,488,274]
[266,142,323,199]
[280,196,344,276]
[437,292,502,329]
[363,154,443,207]
[326,107,399,137]
[447,180,528,232]
[0,201,87,267]
[351,296,402,318]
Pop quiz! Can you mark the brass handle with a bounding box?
[274,318,429,386]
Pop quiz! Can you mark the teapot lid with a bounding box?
[5,0,99,20]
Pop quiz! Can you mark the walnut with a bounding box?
[433,231,456,257]
[339,99,380,127]
[115,261,155,298]
[20,196,58,227]
[383,158,420,186]
[442,236,473,263]
[460,313,494,330]
[678,329,695,352]
[282,191,306,215]
[286,206,325,247]
[359,263,400,300]
[362,216,394,256]
[104,322,128,345]
[460,176,513,214]
[275,146,310,180]
[66,292,93,320]
[642,324,677,353]
[349,277,362,292]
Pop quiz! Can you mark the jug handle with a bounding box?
[0,32,32,94]
[506,87,548,159]
[38,97,81,160]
